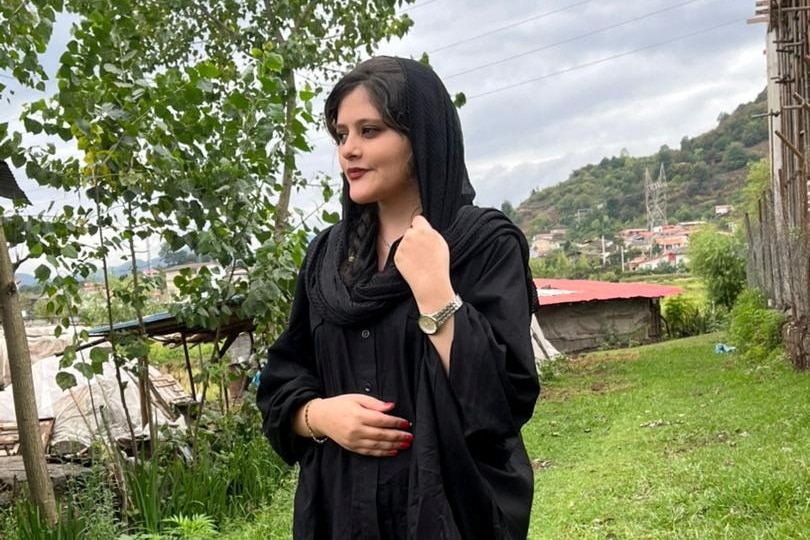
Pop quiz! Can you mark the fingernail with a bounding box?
[386,402,396,407]
[405,433,414,441]
[399,442,411,450]
[400,420,411,429]
[389,450,398,456]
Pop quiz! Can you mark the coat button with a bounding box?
[361,329,370,339]
[363,382,373,393]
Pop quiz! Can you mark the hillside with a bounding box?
[514,89,768,240]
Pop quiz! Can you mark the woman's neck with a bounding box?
[377,203,421,245]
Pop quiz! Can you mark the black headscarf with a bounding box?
[305,57,538,325]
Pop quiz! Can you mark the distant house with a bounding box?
[654,235,688,250]
[534,278,683,353]
[628,250,688,271]
[715,204,733,216]
[530,233,558,257]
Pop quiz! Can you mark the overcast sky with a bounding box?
[2,0,766,269]
[299,0,766,211]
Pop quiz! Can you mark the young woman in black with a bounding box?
[257,56,540,540]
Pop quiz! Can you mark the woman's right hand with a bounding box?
[305,395,413,457]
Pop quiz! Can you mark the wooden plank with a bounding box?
[0,419,54,456]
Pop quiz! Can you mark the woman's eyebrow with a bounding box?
[335,117,384,128]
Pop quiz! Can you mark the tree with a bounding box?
[688,225,746,310]
[741,158,769,220]
[0,0,59,526]
[4,0,420,525]
[158,242,209,267]
[501,200,516,220]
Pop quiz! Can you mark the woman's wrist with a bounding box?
[413,280,455,313]
[303,398,328,444]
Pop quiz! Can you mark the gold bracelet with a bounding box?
[304,399,328,444]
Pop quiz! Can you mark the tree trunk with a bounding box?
[272,69,298,243]
[0,223,57,526]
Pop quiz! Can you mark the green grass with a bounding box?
[528,333,810,539]
[224,333,810,539]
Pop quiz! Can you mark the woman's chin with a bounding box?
[348,190,377,206]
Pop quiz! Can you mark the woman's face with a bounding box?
[335,85,416,206]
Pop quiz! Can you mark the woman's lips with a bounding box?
[346,168,368,180]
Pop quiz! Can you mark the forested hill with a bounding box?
[513,89,768,240]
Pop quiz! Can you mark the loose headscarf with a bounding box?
[305,57,538,325]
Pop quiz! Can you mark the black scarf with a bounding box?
[304,58,538,326]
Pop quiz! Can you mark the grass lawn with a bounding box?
[226,333,810,539]
[528,333,810,539]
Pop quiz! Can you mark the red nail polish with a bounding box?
[400,420,411,429]
[389,450,398,456]
[399,442,411,450]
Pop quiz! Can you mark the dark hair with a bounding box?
[324,56,409,143]
[325,57,412,284]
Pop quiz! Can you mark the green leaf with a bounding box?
[197,62,219,78]
[23,117,43,134]
[227,92,250,111]
[34,264,51,281]
[56,371,77,390]
[264,53,284,72]
[74,362,95,379]
[61,244,78,258]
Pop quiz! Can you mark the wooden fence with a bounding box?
[747,0,810,369]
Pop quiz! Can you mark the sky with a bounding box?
[2,0,766,269]
[298,0,767,211]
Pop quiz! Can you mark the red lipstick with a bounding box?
[346,168,368,180]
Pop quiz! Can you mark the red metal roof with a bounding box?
[534,278,683,306]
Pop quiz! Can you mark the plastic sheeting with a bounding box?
[0,345,188,456]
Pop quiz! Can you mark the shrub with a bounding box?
[688,226,746,310]
[727,288,786,363]
[663,295,725,338]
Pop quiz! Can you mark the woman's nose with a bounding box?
[340,132,360,160]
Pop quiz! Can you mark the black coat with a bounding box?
[257,226,539,539]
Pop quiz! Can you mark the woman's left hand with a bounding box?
[394,215,454,309]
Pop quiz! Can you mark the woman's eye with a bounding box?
[362,126,380,137]
[336,132,347,144]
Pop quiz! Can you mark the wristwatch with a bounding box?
[418,294,463,335]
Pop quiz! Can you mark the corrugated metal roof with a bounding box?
[535,278,683,306]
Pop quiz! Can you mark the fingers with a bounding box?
[350,428,414,458]
[353,394,395,412]
[322,394,414,457]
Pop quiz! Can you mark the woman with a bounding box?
[257,56,540,540]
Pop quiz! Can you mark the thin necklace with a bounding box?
[380,205,421,249]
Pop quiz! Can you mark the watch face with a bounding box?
[418,315,438,335]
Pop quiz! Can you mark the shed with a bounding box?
[534,278,683,353]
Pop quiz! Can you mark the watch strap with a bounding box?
[423,294,463,330]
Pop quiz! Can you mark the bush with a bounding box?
[688,226,746,310]
[727,288,786,363]
[663,295,725,338]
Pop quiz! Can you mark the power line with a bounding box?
[445,0,705,79]
[401,0,442,13]
[429,0,596,54]
[467,17,746,100]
